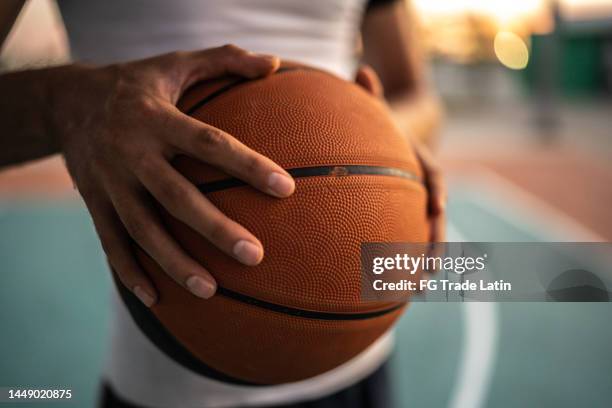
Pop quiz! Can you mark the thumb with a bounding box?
[355,65,384,99]
[175,44,281,92]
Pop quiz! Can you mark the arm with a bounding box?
[360,0,446,242]
[1,7,294,306]
[0,0,23,46]
[0,1,56,165]
[361,0,443,147]
[0,67,62,166]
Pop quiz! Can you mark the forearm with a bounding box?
[0,68,61,168]
[0,0,24,46]
[388,89,443,148]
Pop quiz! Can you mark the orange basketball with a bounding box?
[117,64,429,385]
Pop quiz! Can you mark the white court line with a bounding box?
[446,223,499,408]
[448,165,608,242]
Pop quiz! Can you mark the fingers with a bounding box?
[86,196,158,307]
[168,110,295,198]
[135,156,264,266]
[429,212,446,243]
[412,142,446,243]
[176,44,281,90]
[414,142,446,217]
[104,178,217,300]
[66,44,288,305]
[426,162,446,218]
[355,65,384,99]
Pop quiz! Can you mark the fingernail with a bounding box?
[267,172,295,197]
[186,276,216,299]
[438,197,447,210]
[233,240,263,266]
[134,286,155,307]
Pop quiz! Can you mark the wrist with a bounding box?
[42,63,97,152]
[0,66,76,167]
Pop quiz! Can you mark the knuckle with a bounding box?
[114,267,134,289]
[108,83,158,121]
[193,128,228,152]
[242,154,265,177]
[161,258,183,280]
[123,217,148,243]
[158,181,187,207]
[127,149,157,175]
[102,250,135,287]
[220,43,243,55]
[206,218,229,244]
[167,50,188,60]
[136,95,160,117]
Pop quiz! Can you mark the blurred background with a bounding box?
[0,1,611,407]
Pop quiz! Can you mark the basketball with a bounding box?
[118,63,429,385]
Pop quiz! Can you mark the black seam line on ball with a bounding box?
[197,165,422,194]
[115,272,403,386]
[185,66,305,115]
[113,272,263,386]
[216,287,405,320]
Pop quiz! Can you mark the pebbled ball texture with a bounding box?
[129,64,429,384]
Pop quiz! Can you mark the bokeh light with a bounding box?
[493,31,530,69]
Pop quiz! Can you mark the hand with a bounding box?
[355,65,446,243]
[412,142,446,242]
[47,45,295,306]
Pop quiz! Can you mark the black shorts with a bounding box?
[99,362,392,408]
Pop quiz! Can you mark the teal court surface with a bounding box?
[1,168,611,408]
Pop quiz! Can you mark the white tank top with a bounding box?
[56,1,395,406]
[58,0,368,79]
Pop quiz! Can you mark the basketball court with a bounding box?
[1,90,611,407]
[1,0,611,406]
